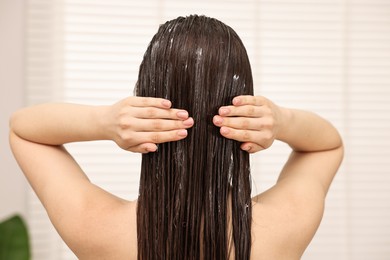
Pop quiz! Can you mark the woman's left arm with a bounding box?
[9,97,193,257]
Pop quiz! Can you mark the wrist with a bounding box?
[93,105,112,141]
[275,107,292,142]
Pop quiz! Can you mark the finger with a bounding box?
[213,115,261,130]
[232,95,266,106]
[128,96,172,109]
[128,143,158,153]
[133,129,188,144]
[220,126,254,142]
[240,142,265,153]
[220,126,274,150]
[134,107,189,120]
[218,105,262,117]
[133,117,194,131]
[219,126,270,145]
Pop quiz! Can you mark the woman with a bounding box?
[9,15,343,259]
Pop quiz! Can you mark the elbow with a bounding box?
[9,112,19,146]
[339,141,345,162]
[8,111,23,148]
[9,112,17,141]
[9,110,19,134]
[331,127,344,162]
[334,140,345,175]
[336,133,344,163]
[331,125,344,152]
[9,109,24,139]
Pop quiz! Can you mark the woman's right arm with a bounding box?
[213,95,344,197]
[214,95,343,255]
[271,106,344,194]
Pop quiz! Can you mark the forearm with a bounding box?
[276,108,342,152]
[9,103,107,145]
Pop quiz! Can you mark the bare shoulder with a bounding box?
[72,196,137,259]
[250,145,343,259]
[250,182,325,260]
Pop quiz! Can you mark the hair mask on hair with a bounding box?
[136,15,253,260]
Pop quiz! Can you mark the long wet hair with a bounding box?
[135,15,253,260]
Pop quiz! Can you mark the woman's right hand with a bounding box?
[213,95,284,153]
[102,97,194,153]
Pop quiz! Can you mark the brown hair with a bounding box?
[135,15,253,260]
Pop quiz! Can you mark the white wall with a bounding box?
[0,0,27,220]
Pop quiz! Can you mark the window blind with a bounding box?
[25,0,390,259]
[345,1,390,258]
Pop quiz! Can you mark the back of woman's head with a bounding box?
[136,15,253,260]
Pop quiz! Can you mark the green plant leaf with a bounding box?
[0,215,30,260]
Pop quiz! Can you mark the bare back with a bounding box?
[10,96,343,259]
[102,185,324,260]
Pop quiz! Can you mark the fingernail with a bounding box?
[242,145,251,151]
[177,111,189,118]
[162,100,171,108]
[233,97,241,105]
[183,117,194,126]
[213,116,223,125]
[220,127,229,135]
[147,146,157,152]
[178,129,188,136]
[219,108,229,116]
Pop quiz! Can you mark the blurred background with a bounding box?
[1,0,389,259]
